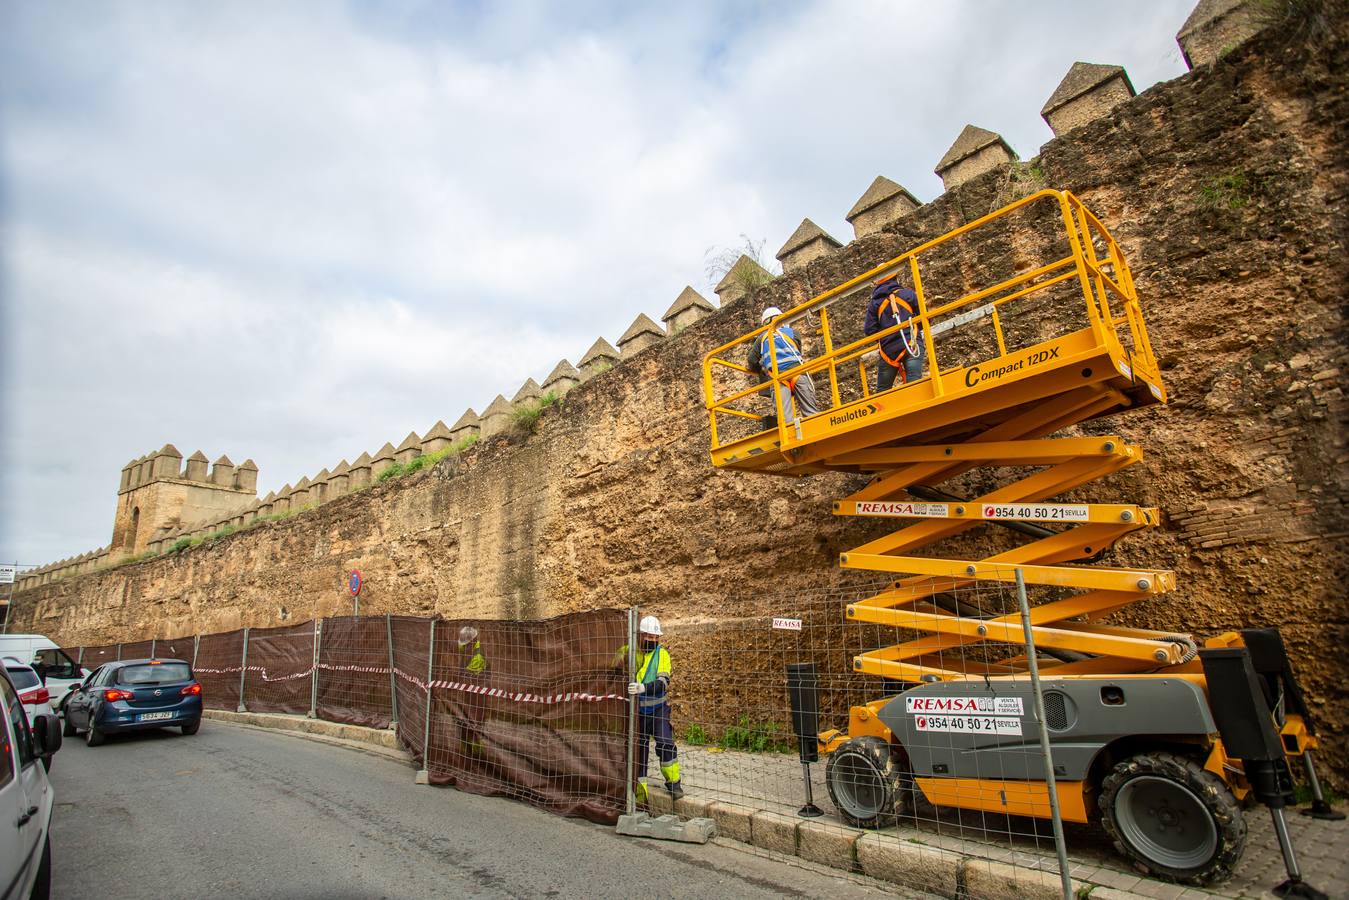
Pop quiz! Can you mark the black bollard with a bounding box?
[786,663,823,817]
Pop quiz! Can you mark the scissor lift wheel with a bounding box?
[824,736,915,828]
[1100,752,1246,884]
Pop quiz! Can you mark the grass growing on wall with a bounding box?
[377,433,480,482]
[511,391,561,434]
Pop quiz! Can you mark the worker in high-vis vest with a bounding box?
[750,306,819,426]
[626,615,684,801]
[457,625,489,756]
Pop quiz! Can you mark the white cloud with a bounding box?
[0,0,1196,563]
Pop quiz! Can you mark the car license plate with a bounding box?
[138,711,174,721]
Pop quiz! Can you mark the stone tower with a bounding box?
[111,444,259,555]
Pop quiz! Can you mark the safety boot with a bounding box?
[666,780,684,801]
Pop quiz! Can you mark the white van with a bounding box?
[0,635,88,715]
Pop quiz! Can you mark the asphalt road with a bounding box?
[47,720,913,899]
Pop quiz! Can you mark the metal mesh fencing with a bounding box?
[242,623,315,715]
[652,574,1083,896]
[317,616,394,728]
[194,629,245,710]
[155,635,196,662]
[80,644,120,667]
[119,639,155,659]
[424,609,628,824]
[390,615,432,765]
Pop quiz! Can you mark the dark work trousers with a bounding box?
[637,702,678,778]
[455,674,488,758]
[876,349,924,393]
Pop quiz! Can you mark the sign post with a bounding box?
[0,563,18,634]
[347,570,362,617]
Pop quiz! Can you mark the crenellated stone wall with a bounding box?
[9,3,1347,781]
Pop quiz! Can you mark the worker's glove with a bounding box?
[626,681,646,695]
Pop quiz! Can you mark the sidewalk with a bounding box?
[647,745,1348,899]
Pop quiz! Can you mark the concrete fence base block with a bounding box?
[856,833,961,898]
[705,801,754,844]
[414,769,429,785]
[750,810,799,856]
[797,820,860,871]
[616,813,717,844]
[961,859,1077,900]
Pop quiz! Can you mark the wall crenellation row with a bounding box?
[14,1,1265,591]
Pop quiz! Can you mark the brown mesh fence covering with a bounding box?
[119,639,155,660]
[155,635,196,663]
[425,609,627,824]
[390,616,432,765]
[243,623,315,715]
[80,644,120,667]
[56,610,629,826]
[316,616,393,729]
[194,629,245,710]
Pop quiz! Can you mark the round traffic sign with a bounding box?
[348,569,362,596]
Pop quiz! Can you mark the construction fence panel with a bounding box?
[317,616,393,729]
[663,577,1083,897]
[390,615,432,765]
[156,635,196,662]
[243,622,316,715]
[194,629,246,711]
[425,609,628,825]
[79,644,120,668]
[119,639,155,660]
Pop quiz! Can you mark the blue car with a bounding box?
[62,658,203,746]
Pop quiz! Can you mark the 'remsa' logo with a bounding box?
[854,501,949,518]
[905,695,1024,715]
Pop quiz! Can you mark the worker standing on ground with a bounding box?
[752,306,819,425]
[456,625,489,758]
[626,616,684,801]
[864,278,925,392]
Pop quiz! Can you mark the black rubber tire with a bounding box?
[28,836,51,900]
[180,719,201,736]
[62,715,76,738]
[825,736,914,829]
[1099,751,1245,885]
[85,723,105,747]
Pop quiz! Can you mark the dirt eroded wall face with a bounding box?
[12,24,1347,781]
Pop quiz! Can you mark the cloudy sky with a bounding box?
[0,0,1196,566]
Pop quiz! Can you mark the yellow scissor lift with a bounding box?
[701,190,1336,887]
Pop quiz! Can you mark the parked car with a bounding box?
[63,659,202,746]
[0,635,88,716]
[3,657,56,738]
[1,660,63,900]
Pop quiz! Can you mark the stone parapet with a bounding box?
[1041,62,1136,136]
[775,218,842,274]
[1178,0,1264,69]
[934,124,1017,190]
[662,287,715,334]
[846,175,920,239]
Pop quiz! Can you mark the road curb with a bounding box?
[644,788,1161,900]
[203,709,414,767]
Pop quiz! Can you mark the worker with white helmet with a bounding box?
[748,306,819,427]
[456,625,488,757]
[626,615,683,801]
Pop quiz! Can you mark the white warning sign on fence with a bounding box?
[913,714,1022,735]
[905,695,1023,716]
[771,617,802,631]
[0,565,15,584]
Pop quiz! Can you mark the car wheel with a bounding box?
[62,715,76,737]
[29,835,51,900]
[181,719,201,736]
[85,722,106,747]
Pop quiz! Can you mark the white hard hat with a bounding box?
[761,306,782,322]
[458,625,478,646]
[638,615,663,636]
